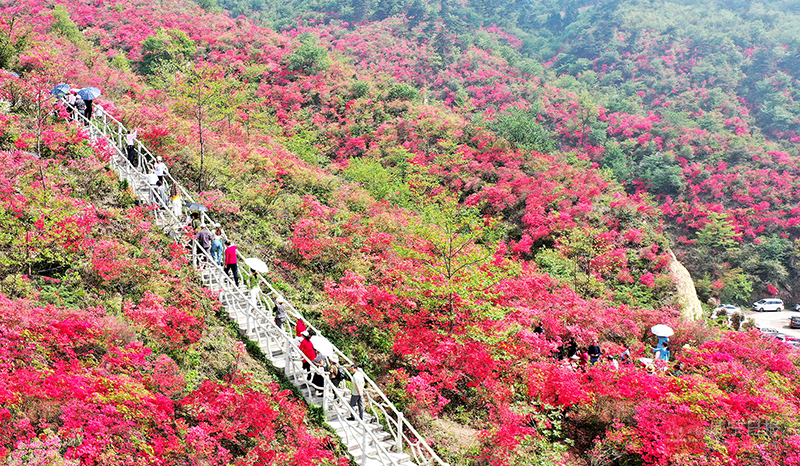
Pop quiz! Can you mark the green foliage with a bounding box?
[50,5,85,46]
[534,248,574,281]
[385,83,417,101]
[718,269,753,305]
[285,34,330,76]
[109,50,131,72]
[0,16,28,70]
[139,28,196,77]
[695,213,738,253]
[342,158,410,206]
[638,151,683,195]
[481,107,557,153]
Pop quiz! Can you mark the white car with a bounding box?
[712,304,741,316]
[752,298,784,312]
[759,327,780,335]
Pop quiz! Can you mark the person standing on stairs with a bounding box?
[196,224,213,264]
[66,90,77,121]
[274,298,288,331]
[75,97,86,123]
[296,319,307,337]
[224,240,239,286]
[211,223,225,266]
[347,363,366,421]
[84,97,93,121]
[125,127,138,168]
[156,179,168,208]
[154,156,168,184]
[299,330,316,381]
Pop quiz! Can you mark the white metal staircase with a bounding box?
[72,104,448,466]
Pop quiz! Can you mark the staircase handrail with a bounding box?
[72,106,412,466]
[72,103,448,466]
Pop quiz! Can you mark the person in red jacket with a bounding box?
[296,319,307,337]
[224,241,239,286]
[299,330,316,381]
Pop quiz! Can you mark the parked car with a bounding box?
[752,298,784,312]
[713,304,741,316]
[790,316,800,329]
[759,327,780,334]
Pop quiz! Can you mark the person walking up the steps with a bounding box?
[154,155,168,184]
[126,127,138,168]
[347,363,366,421]
[274,298,288,331]
[75,97,86,123]
[211,223,225,266]
[84,97,93,121]
[66,90,77,121]
[196,224,213,264]
[224,240,239,286]
[299,330,316,381]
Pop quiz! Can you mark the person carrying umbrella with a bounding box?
[77,87,101,122]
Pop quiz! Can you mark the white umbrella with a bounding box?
[310,335,335,358]
[244,257,269,274]
[651,324,675,337]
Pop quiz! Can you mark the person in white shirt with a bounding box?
[347,363,366,420]
[154,155,168,184]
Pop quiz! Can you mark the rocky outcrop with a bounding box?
[668,250,703,320]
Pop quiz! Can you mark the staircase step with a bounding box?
[96,116,436,466]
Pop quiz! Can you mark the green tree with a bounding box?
[139,28,196,78]
[394,199,515,323]
[481,107,557,153]
[285,34,330,77]
[0,16,28,70]
[50,5,86,47]
[170,64,234,190]
[695,213,738,254]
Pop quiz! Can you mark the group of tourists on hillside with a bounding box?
[546,325,681,375]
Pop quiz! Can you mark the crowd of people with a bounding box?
[548,328,681,375]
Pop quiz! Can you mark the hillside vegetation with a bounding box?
[1,0,800,465]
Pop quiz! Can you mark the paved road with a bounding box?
[743,309,800,339]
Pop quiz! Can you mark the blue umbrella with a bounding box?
[0,69,19,78]
[77,87,101,100]
[50,83,71,97]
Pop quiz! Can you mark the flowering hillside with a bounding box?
[241,0,800,304]
[3,0,800,465]
[0,79,344,464]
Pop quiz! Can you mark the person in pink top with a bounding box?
[224,240,239,286]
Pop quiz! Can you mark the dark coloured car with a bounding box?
[791,316,800,329]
